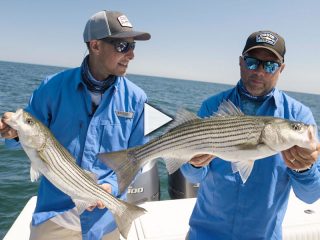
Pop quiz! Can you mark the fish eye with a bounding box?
[26,118,34,125]
[291,123,302,131]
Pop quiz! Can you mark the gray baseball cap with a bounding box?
[83,10,151,42]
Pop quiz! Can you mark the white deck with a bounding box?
[4,192,320,240]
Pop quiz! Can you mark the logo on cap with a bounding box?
[256,32,278,46]
[118,15,133,28]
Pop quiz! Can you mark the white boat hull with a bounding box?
[4,191,320,240]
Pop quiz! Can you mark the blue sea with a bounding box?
[0,60,319,238]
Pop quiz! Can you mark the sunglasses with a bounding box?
[243,56,281,74]
[101,38,136,53]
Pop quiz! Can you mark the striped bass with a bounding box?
[5,109,145,239]
[99,100,318,194]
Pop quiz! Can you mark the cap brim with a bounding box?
[243,46,283,62]
[107,31,151,41]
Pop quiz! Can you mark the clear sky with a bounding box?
[1,0,319,94]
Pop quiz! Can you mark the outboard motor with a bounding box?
[126,160,160,204]
[168,169,199,199]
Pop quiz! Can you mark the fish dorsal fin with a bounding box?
[165,108,199,132]
[214,100,244,117]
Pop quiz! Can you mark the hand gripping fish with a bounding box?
[5,109,145,239]
[99,100,318,194]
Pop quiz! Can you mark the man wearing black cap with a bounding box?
[0,10,150,240]
[181,30,320,239]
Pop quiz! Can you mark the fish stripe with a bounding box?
[41,136,122,210]
[135,117,261,154]
[134,118,264,162]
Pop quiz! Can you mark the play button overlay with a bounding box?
[144,103,172,135]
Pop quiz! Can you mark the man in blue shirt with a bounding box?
[0,10,150,240]
[181,31,320,239]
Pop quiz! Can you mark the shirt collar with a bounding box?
[74,67,84,91]
[73,64,121,93]
[236,79,280,109]
[272,87,281,109]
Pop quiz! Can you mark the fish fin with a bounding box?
[37,149,51,164]
[231,160,255,183]
[163,157,186,174]
[30,164,42,182]
[112,199,146,239]
[98,149,140,194]
[84,170,98,182]
[73,199,95,214]
[165,108,199,132]
[213,100,244,117]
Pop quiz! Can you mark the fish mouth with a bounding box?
[4,109,23,130]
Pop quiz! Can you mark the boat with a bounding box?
[4,161,320,240]
[4,187,320,239]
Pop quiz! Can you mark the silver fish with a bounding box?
[6,109,145,239]
[99,100,318,193]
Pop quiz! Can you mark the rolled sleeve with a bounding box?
[288,163,320,203]
[180,163,208,183]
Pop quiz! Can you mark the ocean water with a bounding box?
[0,60,319,238]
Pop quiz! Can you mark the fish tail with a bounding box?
[98,148,140,194]
[113,200,146,239]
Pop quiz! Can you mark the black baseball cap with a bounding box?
[83,10,151,42]
[242,31,286,62]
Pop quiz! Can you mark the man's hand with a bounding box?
[86,183,112,211]
[188,154,215,168]
[0,112,18,139]
[282,144,320,171]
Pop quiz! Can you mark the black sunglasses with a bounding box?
[101,38,136,53]
[243,56,281,74]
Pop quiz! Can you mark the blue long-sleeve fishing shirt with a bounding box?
[6,67,148,239]
[181,81,320,240]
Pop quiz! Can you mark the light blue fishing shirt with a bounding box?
[6,67,148,239]
[181,80,320,240]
